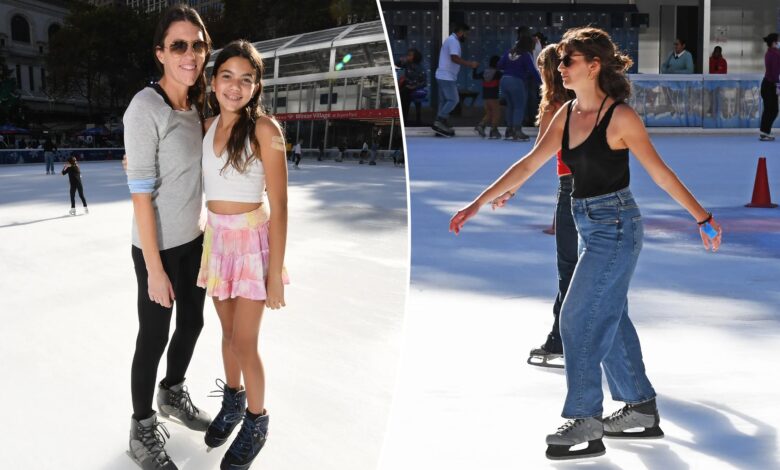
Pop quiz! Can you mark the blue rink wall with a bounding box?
[629,74,769,129]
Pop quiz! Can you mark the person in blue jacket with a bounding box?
[498,33,541,141]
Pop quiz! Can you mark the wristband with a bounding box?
[701,222,717,239]
[696,212,712,226]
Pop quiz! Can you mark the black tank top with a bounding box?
[561,99,630,198]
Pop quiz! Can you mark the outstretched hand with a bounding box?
[491,191,514,210]
[699,217,722,252]
[449,202,480,235]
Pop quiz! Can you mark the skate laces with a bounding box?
[556,419,582,435]
[607,405,631,423]
[169,385,199,420]
[139,420,172,464]
[228,415,262,459]
[209,379,244,429]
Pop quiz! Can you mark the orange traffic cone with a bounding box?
[745,157,778,208]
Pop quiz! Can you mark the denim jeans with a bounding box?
[436,79,459,120]
[499,75,527,127]
[561,187,656,418]
[45,152,55,173]
[550,175,578,346]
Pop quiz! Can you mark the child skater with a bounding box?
[494,44,575,369]
[450,27,722,460]
[197,40,289,470]
[62,156,88,215]
[473,55,503,139]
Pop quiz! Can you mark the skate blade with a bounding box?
[432,127,453,138]
[604,426,664,439]
[546,439,606,460]
[527,355,564,369]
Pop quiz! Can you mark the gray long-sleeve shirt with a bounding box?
[124,86,203,250]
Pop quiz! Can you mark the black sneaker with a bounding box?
[157,379,211,432]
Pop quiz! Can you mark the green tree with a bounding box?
[0,55,26,126]
[46,2,157,118]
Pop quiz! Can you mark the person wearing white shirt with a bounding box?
[661,38,694,74]
[433,23,479,137]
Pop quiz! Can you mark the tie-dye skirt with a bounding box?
[197,205,289,301]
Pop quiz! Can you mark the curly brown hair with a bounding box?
[536,44,575,126]
[556,27,633,102]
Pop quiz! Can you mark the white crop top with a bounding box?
[202,115,266,203]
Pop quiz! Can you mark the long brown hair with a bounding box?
[556,27,633,102]
[208,40,267,175]
[536,43,575,126]
[152,5,212,120]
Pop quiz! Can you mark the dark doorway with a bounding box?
[676,6,700,73]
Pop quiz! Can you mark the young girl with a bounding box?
[473,55,503,139]
[494,44,575,368]
[196,40,289,470]
[450,27,722,460]
[124,6,212,470]
[62,156,88,215]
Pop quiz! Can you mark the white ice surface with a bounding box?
[0,160,408,470]
[379,135,780,470]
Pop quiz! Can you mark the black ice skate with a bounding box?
[432,119,455,137]
[488,127,501,139]
[545,417,606,460]
[205,379,247,451]
[157,379,211,432]
[527,334,564,369]
[603,398,664,439]
[127,412,178,470]
[474,124,486,138]
[220,411,269,470]
[513,127,530,142]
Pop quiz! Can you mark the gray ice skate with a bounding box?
[545,417,606,460]
[603,398,664,439]
[157,379,211,432]
[127,413,178,470]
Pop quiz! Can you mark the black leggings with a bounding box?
[70,181,87,208]
[131,235,206,420]
[760,78,778,135]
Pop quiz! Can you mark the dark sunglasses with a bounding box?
[560,53,584,67]
[163,39,208,56]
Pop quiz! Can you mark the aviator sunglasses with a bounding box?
[560,53,585,67]
[161,39,208,56]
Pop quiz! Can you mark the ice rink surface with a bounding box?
[0,159,408,470]
[379,134,780,470]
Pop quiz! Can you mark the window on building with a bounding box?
[41,68,46,90]
[320,93,338,105]
[48,24,61,43]
[29,65,34,91]
[15,64,22,89]
[11,15,31,43]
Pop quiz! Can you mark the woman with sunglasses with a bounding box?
[450,27,722,460]
[124,6,212,469]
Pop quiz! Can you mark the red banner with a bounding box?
[273,108,399,121]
